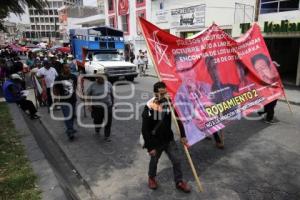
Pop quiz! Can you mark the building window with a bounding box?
[40,18,44,23]
[260,0,299,14]
[109,16,116,28]
[29,10,33,15]
[136,9,146,34]
[35,18,40,23]
[234,3,254,24]
[31,25,35,30]
[136,0,145,7]
[30,17,34,23]
[121,14,129,34]
[108,0,115,13]
[45,18,49,23]
[159,0,164,10]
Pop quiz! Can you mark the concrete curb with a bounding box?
[8,104,68,200]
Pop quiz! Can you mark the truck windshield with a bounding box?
[94,53,123,61]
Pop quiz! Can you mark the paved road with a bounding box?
[28,76,300,200]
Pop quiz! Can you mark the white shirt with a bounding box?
[37,67,58,88]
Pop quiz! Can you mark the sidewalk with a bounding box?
[32,83,300,200]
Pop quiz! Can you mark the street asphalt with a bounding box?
[21,74,300,200]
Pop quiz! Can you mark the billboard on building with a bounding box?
[170,5,205,28]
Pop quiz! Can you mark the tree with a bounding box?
[0,0,47,31]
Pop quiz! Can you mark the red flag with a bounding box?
[139,17,284,146]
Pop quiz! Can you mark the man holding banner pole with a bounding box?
[141,81,191,193]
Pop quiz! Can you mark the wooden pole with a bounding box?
[283,91,293,114]
[138,18,204,193]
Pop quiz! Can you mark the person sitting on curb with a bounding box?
[2,74,39,119]
[141,81,191,193]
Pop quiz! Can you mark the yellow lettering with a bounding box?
[205,107,214,117]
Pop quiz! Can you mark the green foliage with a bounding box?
[0,103,41,200]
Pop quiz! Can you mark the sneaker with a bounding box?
[68,134,75,141]
[104,137,111,142]
[176,181,191,193]
[148,177,158,190]
[30,114,40,120]
[215,142,224,149]
[264,119,277,124]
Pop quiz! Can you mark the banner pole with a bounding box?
[283,90,293,114]
[138,18,204,193]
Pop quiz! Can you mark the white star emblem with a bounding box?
[148,31,172,67]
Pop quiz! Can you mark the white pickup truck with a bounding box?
[84,52,138,82]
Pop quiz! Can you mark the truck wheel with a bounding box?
[126,76,134,82]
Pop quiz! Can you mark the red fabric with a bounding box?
[139,17,284,146]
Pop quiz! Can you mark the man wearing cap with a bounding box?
[67,54,77,75]
[36,60,58,110]
[2,74,39,119]
[50,54,63,75]
[86,72,114,142]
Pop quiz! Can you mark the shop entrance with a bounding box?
[265,38,300,85]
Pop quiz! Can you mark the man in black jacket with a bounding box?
[141,81,190,193]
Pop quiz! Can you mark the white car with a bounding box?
[84,52,138,81]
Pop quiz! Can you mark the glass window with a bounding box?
[49,10,53,15]
[40,18,44,23]
[30,17,34,23]
[36,25,40,30]
[50,18,54,23]
[53,1,58,8]
[137,0,144,4]
[279,0,299,12]
[46,25,50,30]
[35,18,40,23]
[29,10,33,15]
[109,16,115,28]
[34,10,39,15]
[260,2,279,13]
[51,25,55,30]
[45,18,49,23]
[121,15,129,33]
[54,10,58,15]
[58,2,63,7]
[41,25,45,30]
[94,53,123,61]
[108,0,114,11]
[31,25,35,30]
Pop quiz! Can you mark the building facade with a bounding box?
[232,0,300,86]
[103,0,256,56]
[24,0,83,42]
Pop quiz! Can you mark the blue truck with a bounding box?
[70,26,138,81]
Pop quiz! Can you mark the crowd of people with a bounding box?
[1,45,279,194]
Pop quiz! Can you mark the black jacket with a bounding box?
[141,103,185,152]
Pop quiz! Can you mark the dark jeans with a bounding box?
[61,102,76,135]
[91,105,112,137]
[46,88,53,107]
[16,99,37,116]
[265,100,277,121]
[148,141,183,184]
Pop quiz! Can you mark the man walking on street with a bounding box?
[36,60,58,111]
[86,72,114,142]
[54,64,78,141]
[141,81,191,193]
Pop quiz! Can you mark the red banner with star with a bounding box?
[139,17,285,146]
